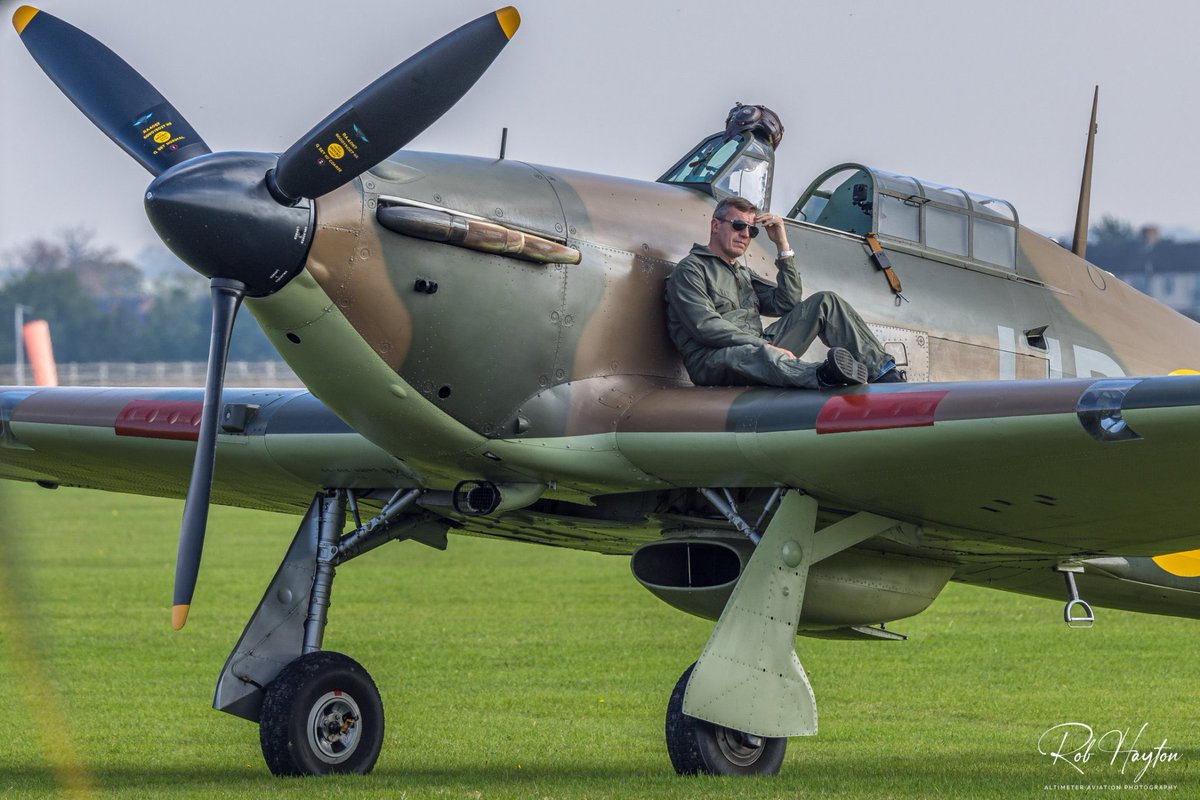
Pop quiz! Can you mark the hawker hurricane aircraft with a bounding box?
[6,3,1200,779]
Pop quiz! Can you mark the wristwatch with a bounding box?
[777,249,794,259]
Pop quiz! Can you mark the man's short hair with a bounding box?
[713,196,760,220]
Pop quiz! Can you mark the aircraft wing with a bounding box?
[606,374,1200,619]
[0,386,417,515]
[5,374,1200,565]
[612,374,1200,558]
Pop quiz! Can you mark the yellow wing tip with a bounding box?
[12,6,39,35]
[171,604,190,630]
[496,6,520,40]
[1153,551,1200,578]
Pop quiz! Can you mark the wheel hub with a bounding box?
[307,691,363,764]
[714,725,766,767]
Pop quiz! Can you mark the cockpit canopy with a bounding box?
[659,131,776,211]
[789,164,1019,271]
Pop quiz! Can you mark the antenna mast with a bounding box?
[1071,86,1099,258]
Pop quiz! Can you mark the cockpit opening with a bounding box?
[789,164,1019,272]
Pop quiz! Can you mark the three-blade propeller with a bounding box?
[13,4,521,628]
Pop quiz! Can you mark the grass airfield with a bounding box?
[1,480,1197,798]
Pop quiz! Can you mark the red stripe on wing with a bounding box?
[115,400,203,441]
[816,390,949,434]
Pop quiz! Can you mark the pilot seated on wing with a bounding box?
[665,195,906,389]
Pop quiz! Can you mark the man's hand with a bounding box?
[756,213,791,254]
[766,344,796,359]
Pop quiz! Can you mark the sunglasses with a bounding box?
[717,217,759,238]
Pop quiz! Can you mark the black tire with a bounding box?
[665,663,787,776]
[259,651,384,776]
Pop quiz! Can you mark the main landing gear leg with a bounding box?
[213,488,437,776]
[666,491,898,776]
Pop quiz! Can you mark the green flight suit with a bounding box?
[664,243,891,388]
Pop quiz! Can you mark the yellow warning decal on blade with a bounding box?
[13,6,39,35]
[1153,550,1200,577]
[496,6,520,39]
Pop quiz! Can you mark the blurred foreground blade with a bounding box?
[173,278,245,629]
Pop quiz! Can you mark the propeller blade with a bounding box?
[172,278,245,630]
[12,6,210,176]
[271,7,520,202]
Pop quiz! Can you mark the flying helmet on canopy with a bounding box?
[723,102,784,149]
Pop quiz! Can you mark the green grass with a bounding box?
[2,481,1198,798]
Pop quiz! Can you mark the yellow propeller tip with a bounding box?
[171,604,190,630]
[496,6,520,40]
[12,6,39,35]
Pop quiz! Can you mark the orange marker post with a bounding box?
[22,319,58,386]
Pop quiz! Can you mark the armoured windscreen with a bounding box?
[659,134,775,209]
[661,134,743,185]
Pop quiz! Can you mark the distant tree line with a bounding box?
[0,230,280,363]
[1085,215,1144,271]
[1082,214,1200,321]
[1086,214,1199,277]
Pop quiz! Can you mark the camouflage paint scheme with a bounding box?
[6,137,1200,622]
[8,1,1200,773]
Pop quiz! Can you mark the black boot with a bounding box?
[816,347,869,387]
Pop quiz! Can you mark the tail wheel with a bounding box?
[665,663,787,776]
[259,651,384,776]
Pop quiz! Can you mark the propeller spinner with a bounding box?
[12,5,521,628]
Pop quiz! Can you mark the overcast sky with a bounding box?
[2,0,1198,262]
